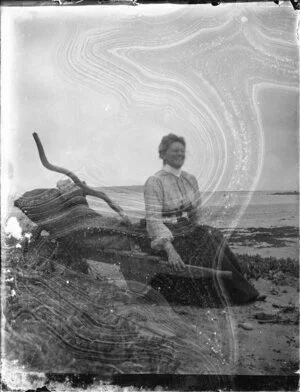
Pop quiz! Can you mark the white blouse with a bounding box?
[144,165,201,250]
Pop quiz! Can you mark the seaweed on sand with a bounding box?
[238,253,299,281]
[223,226,299,248]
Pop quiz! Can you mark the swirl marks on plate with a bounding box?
[53,6,297,225]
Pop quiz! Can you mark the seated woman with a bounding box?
[143,133,264,306]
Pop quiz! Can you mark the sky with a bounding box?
[2,3,299,197]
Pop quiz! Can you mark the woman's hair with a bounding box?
[158,133,186,160]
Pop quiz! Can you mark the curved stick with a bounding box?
[33,132,131,225]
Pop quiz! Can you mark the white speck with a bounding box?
[5,217,22,239]
[66,280,69,284]
[11,289,16,297]
[16,244,22,249]
[241,16,248,23]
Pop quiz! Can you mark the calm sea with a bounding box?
[88,189,299,229]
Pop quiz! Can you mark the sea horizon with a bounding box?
[101,185,299,194]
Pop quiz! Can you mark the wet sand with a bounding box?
[223,226,299,260]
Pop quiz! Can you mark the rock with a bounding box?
[270,288,279,295]
[256,294,267,301]
[254,312,278,323]
[239,322,254,330]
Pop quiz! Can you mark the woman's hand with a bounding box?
[162,241,186,271]
[167,248,186,271]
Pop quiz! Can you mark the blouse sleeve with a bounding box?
[144,176,174,250]
[190,175,202,225]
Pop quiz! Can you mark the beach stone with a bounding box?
[270,287,279,295]
[239,322,254,330]
[254,312,277,322]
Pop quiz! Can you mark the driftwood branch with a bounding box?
[32,132,131,225]
[91,248,233,280]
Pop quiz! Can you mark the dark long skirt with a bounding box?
[139,224,259,307]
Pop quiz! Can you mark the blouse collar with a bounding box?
[163,164,182,177]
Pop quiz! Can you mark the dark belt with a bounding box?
[162,211,189,224]
[138,212,192,230]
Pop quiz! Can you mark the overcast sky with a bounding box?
[2,3,299,196]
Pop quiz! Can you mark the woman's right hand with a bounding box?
[162,241,185,271]
[167,248,186,271]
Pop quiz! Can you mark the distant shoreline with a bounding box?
[101,185,299,194]
[271,191,299,196]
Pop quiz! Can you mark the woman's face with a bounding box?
[163,141,186,169]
